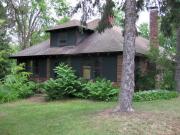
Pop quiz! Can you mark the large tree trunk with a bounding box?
[175,26,180,92]
[116,0,137,112]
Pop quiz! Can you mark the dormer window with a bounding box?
[50,28,77,47]
[59,32,67,46]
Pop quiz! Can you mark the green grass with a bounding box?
[0,97,180,135]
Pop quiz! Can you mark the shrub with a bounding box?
[0,64,37,103]
[44,63,82,100]
[72,78,89,99]
[3,64,37,98]
[0,85,18,103]
[146,47,175,90]
[43,79,64,100]
[44,64,119,101]
[133,90,178,102]
[85,78,119,101]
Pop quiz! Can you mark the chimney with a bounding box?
[149,7,159,48]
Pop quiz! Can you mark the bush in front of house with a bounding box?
[43,63,119,101]
[3,64,37,98]
[43,78,64,100]
[0,64,37,103]
[0,85,18,103]
[133,90,178,102]
[72,78,89,99]
[85,78,119,101]
[44,63,83,100]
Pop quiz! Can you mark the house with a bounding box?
[11,8,158,87]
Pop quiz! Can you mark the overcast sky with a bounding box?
[68,0,150,26]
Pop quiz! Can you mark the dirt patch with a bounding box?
[27,94,46,103]
[0,112,6,118]
[94,109,180,135]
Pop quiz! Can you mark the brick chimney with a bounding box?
[149,7,159,48]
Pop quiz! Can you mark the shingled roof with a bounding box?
[11,20,149,58]
[46,19,95,32]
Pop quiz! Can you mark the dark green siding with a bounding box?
[71,57,82,77]
[69,55,117,82]
[33,58,47,78]
[50,58,60,78]
[50,31,59,47]
[101,55,117,81]
[17,54,118,82]
[50,57,70,78]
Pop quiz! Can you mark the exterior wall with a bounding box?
[16,54,149,88]
[114,55,149,88]
[101,55,117,82]
[47,54,117,81]
[32,58,47,78]
[49,56,70,78]
[70,56,82,77]
[17,57,48,82]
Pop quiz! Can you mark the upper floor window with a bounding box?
[50,29,77,47]
[59,32,67,46]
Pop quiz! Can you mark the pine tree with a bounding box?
[159,0,180,92]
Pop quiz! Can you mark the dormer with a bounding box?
[46,20,96,47]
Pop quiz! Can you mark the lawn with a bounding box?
[0,96,180,135]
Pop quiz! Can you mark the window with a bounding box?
[59,32,67,46]
[83,66,91,79]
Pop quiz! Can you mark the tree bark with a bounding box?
[116,0,137,112]
[175,26,180,92]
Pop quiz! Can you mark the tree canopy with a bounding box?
[0,2,11,79]
[2,0,69,49]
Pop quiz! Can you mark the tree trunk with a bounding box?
[175,26,180,92]
[116,0,137,112]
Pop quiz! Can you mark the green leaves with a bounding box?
[0,64,37,103]
[97,0,115,33]
[160,0,180,35]
[44,63,119,101]
[85,78,119,101]
[133,90,178,102]
[138,23,149,39]
[44,63,82,100]
[146,47,175,90]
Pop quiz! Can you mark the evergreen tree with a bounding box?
[159,0,180,92]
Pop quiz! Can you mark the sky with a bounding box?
[68,0,150,26]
